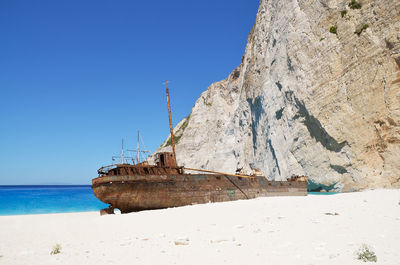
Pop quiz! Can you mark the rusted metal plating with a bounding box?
[92,171,308,214]
[92,151,308,214]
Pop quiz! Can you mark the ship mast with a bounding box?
[113,139,131,164]
[164,81,176,159]
[127,131,150,164]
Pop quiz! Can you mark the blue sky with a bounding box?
[0,0,259,184]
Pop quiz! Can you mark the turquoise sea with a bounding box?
[0,185,108,216]
[308,192,338,195]
[0,186,337,216]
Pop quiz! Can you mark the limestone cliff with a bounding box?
[157,0,400,191]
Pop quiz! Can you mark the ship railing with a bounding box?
[98,164,118,175]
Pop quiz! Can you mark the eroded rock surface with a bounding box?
[157,0,400,191]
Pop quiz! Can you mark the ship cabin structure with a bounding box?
[97,152,184,178]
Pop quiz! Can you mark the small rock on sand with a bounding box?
[174,241,189,246]
[210,239,229,243]
[174,237,189,245]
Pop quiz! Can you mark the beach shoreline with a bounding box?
[1,189,399,265]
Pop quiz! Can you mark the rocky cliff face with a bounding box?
[157,0,400,191]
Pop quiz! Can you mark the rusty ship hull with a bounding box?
[92,173,307,213]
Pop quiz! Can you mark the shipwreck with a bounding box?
[92,83,307,214]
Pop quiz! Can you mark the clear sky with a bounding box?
[0,0,259,185]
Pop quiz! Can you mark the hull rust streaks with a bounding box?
[92,170,307,213]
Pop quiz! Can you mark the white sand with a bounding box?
[0,189,399,265]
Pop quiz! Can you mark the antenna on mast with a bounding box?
[120,138,125,164]
[136,130,140,163]
[164,80,176,160]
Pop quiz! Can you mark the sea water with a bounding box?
[0,185,108,216]
[0,186,336,216]
[308,192,338,195]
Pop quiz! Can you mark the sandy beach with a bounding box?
[0,189,399,265]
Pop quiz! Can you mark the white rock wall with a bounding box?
[158,0,400,191]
